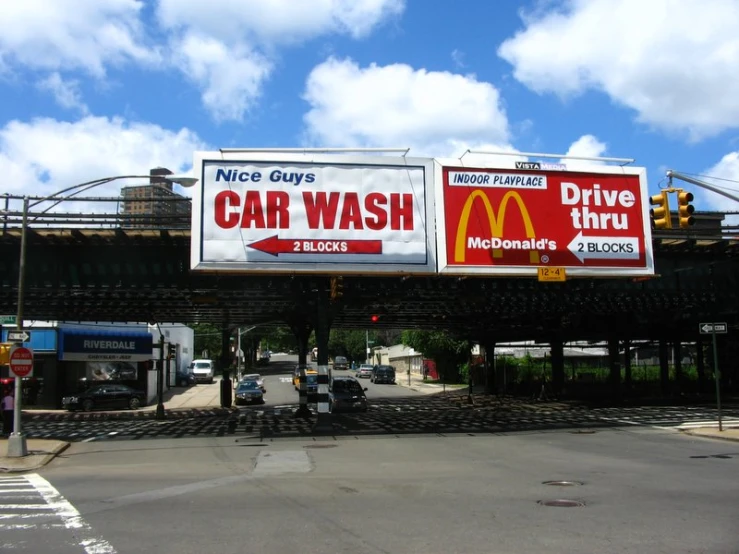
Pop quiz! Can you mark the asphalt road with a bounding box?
[5,426,739,553]
[239,354,416,409]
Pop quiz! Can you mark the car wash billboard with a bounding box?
[191,152,436,273]
[435,159,654,277]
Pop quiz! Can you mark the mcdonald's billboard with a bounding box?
[434,160,654,277]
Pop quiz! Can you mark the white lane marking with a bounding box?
[24,474,118,554]
[279,377,292,383]
[0,523,67,530]
[253,451,312,476]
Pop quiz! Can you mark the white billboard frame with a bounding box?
[433,157,655,277]
[191,151,437,274]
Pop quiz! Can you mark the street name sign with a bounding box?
[9,345,33,377]
[0,315,16,325]
[191,152,436,274]
[699,322,728,335]
[434,159,654,277]
[7,330,30,343]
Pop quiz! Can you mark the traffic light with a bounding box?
[676,190,695,228]
[649,191,672,230]
[167,343,176,359]
[370,314,380,323]
[330,276,344,300]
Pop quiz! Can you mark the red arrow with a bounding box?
[247,235,383,257]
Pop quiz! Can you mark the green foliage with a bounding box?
[400,329,471,383]
[191,323,223,360]
[328,329,368,362]
[259,326,297,353]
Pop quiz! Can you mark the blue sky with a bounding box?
[1,0,739,215]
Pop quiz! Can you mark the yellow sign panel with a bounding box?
[538,267,566,282]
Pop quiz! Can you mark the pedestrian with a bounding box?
[2,388,14,436]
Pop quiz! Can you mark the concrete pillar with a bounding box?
[550,338,565,396]
[623,339,632,392]
[289,320,312,366]
[608,337,621,392]
[658,338,670,396]
[220,327,232,408]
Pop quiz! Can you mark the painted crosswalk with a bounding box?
[0,474,117,553]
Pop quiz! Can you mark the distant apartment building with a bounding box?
[120,167,191,228]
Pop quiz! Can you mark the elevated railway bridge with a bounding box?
[0,197,736,399]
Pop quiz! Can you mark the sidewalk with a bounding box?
[680,425,739,442]
[394,371,468,395]
[0,439,69,473]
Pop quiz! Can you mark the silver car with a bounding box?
[235,380,264,405]
[356,364,374,378]
[241,373,265,391]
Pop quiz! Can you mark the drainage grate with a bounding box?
[304,444,338,449]
[542,480,584,486]
[538,499,586,507]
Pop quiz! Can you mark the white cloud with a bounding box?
[0,0,158,77]
[172,34,272,123]
[157,0,404,122]
[451,49,466,69]
[0,116,205,209]
[302,57,512,157]
[498,0,739,140]
[699,153,739,217]
[156,0,405,45]
[36,73,89,114]
[559,134,607,167]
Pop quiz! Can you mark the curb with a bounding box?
[0,442,70,474]
[680,429,739,443]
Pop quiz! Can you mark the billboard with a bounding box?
[191,153,436,274]
[435,159,654,276]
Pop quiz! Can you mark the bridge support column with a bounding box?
[288,319,313,366]
[312,285,333,434]
[623,339,632,392]
[482,341,495,395]
[608,336,621,395]
[659,337,670,396]
[220,327,232,408]
[673,338,683,394]
[696,338,706,394]
[550,338,564,397]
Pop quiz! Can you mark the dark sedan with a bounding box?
[175,370,197,387]
[329,376,368,413]
[62,384,146,412]
[234,380,265,405]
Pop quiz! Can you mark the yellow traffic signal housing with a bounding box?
[0,343,10,365]
[676,190,695,228]
[330,276,344,300]
[649,191,672,229]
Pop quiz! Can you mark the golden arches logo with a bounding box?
[454,190,540,264]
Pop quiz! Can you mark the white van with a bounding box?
[189,359,215,384]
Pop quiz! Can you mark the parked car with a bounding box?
[175,370,197,387]
[234,380,265,405]
[241,373,265,392]
[333,356,349,370]
[371,365,396,384]
[189,359,215,384]
[329,376,368,413]
[62,384,146,412]
[356,364,374,379]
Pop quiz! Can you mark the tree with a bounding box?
[192,323,223,360]
[400,329,471,383]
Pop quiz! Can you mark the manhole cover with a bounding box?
[538,499,586,507]
[304,444,337,449]
[542,480,584,486]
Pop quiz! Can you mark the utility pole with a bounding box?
[366,330,369,364]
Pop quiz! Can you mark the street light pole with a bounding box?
[5,172,198,457]
[7,196,30,457]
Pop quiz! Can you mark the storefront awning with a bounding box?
[58,329,153,362]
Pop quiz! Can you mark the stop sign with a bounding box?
[9,345,33,378]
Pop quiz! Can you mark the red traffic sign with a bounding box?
[9,345,33,378]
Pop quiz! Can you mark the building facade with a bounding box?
[120,167,191,228]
